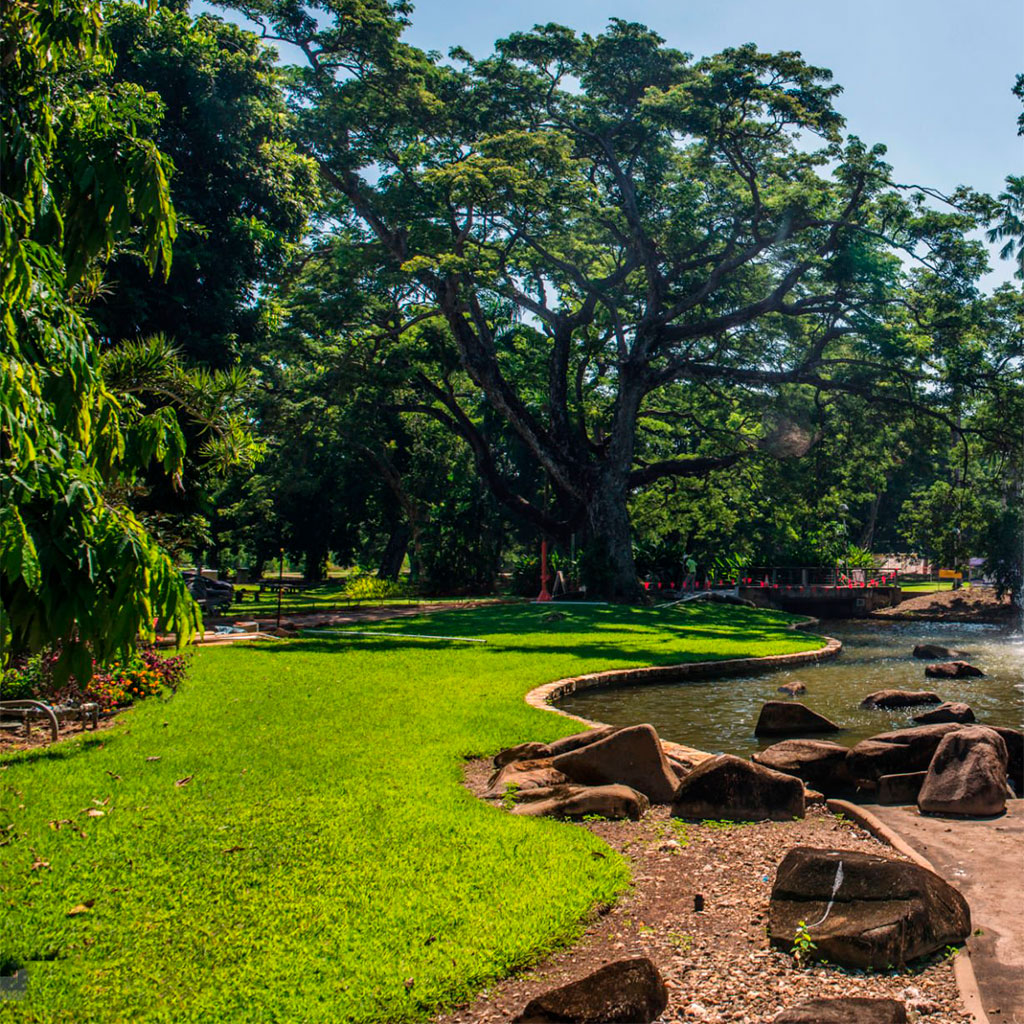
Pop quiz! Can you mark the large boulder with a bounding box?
[485,760,568,798]
[551,724,679,804]
[773,998,909,1024]
[754,701,840,736]
[768,846,970,969]
[672,753,805,821]
[913,702,975,725]
[877,772,927,805]
[751,739,853,794]
[918,726,1009,818]
[513,957,668,1023]
[860,690,941,709]
[925,661,984,679]
[846,723,963,784]
[510,784,649,821]
[913,643,962,660]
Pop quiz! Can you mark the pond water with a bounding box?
[555,620,1024,759]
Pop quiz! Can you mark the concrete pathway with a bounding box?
[870,801,1024,1024]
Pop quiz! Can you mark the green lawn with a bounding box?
[1,603,822,1023]
[898,581,971,593]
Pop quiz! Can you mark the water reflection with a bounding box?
[556,620,1024,758]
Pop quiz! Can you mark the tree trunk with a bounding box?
[304,549,326,583]
[581,476,645,603]
[377,524,411,580]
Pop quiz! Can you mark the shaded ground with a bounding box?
[871,802,1024,1024]
[875,588,1015,624]
[440,762,968,1024]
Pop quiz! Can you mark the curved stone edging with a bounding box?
[524,625,841,730]
[826,799,991,1024]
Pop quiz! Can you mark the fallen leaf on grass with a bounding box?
[174,775,193,787]
[49,819,73,831]
[67,900,95,916]
[105,771,121,780]
[145,757,161,763]
[85,809,105,818]
[30,851,50,872]
[222,845,245,854]
[404,978,415,990]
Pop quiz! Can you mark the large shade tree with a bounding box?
[226,3,994,599]
[1,0,198,675]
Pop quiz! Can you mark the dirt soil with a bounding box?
[875,588,1016,624]
[438,760,971,1024]
[0,715,116,755]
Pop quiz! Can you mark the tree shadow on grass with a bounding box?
[0,732,110,769]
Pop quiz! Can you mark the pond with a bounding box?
[554,620,1024,759]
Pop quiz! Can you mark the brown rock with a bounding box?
[918,726,1009,817]
[769,846,970,969]
[751,739,853,794]
[913,702,975,725]
[860,690,942,709]
[846,723,964,783]
[672,753,805,822]
[513,957,668,1023]
[485,760,568,798]
[989,726,1023,795]
[925,660,984,678]
[777,681,807,696]
[913,643,962,660]
[545,726,617,759]
[877,772,928,805]
[510,784,649,821]
[773,997,909,1023]
[551,724,680,804]
[755,700,840,736]
[493,741,551,768]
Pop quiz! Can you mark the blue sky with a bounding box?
[207,0,1023,287]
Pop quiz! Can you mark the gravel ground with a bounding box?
[439,761,971,1024]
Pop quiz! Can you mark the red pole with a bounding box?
[537,539,552,602]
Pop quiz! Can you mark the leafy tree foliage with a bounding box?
[1,0,198,676]
[217,3,997,599]
[89,2,319,366]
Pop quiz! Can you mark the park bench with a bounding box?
[0,700,100,744]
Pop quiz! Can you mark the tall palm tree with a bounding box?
[986,175,1024,280]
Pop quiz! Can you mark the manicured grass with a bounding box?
[898,581,971,593]
[0,603,821,1023]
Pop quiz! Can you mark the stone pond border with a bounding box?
[524,622,842,729]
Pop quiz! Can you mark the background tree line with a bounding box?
[3,0,1021,668]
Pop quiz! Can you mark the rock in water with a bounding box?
[672,754,805,821]
[846,723,964,784]
[513,957,668,1023]
[768,846,970,969]
[918,726,1009,817]
[860,690,942,709]
[510,784,649,821]
[754,701,840,736]
[751,739,852,794]
[925,661,984,678]
[913,643,962,660]
[551,723,679,803]
[777,681,807,696]
[913,702,975,725]
[773,998,909,1023]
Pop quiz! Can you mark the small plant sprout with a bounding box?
[500,783,520,811]
[790,920,817,967]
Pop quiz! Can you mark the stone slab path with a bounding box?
[870,801,1024,1024]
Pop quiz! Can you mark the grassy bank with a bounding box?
[1,603,822,1023]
